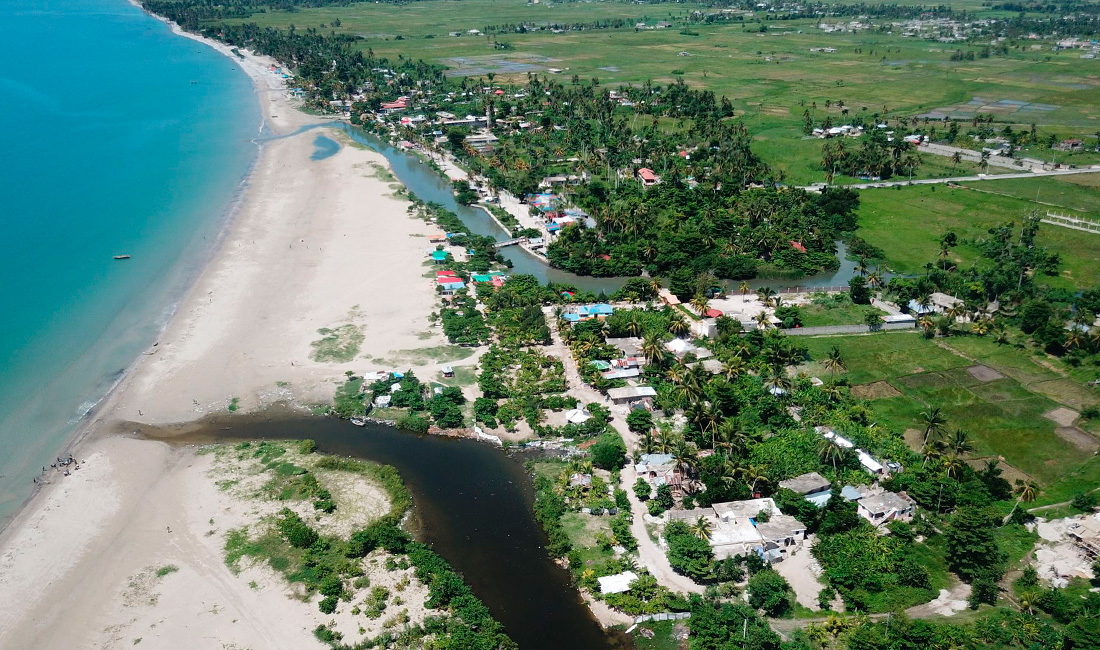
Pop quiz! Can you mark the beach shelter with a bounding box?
[431,250,449,263]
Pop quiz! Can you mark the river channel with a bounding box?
[332,125,867,294]
[154,413,631,650]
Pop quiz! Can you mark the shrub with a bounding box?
[747,569,793,617]
[299,439,317,454]
[590,431,627,470]
[277,508,318,549]
[634,478,652,501]
[319,595,338,614]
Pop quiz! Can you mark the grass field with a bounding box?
[856,178,1100,290]
[219,0,1100,184]
[800,332,1100,503]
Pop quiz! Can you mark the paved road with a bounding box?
[801,165,1100,191]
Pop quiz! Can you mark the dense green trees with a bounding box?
[747,568,794,617]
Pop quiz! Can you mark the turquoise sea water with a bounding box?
[0,0,258,520]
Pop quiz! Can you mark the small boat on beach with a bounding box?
[350,416,367,427]
[113,255,131,260]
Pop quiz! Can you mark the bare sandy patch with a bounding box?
[1055,426,1099,452]
[850,381,902,400]
[1044,407,1080,427]
[966,364,1005,382]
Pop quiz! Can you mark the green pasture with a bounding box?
[800,332,1100,501]
[856,179,1100,290]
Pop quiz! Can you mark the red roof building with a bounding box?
[705,308,724,318]
[637,168,658,186]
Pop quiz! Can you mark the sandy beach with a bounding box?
[0,13,457,648]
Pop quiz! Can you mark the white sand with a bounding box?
[0,17,458,649]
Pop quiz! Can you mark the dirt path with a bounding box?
[543,308,704,595]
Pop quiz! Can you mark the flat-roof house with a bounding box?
[598,571,638,595]
[779,471,831,496]
[671,497,808,560]
[607,386,657,405]
[857,491,915,526]
[606,337,643,357]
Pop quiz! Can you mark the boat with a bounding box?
[350,416,367,427]
[113,255,131,260]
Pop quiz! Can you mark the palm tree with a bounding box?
[672,438,698,478]
[763,367,792,396]
[818,436,845,473]
[690,516,713,542]
[641,333,666,367]
[625,312,643,337]
[919,405,947,447]
[710,354,740,379]
[669,313,690,337]
[755,310,772,331]
[942,453,966,479]
[716,420,755,459]
[922,439,947,468]
[823,346,846,374]
[1004,479,1040,524]
[739,281,751,301]
[690,293,710,317]
[948,428,974,457]
[756,287,777,307]
[993,323,1010,346]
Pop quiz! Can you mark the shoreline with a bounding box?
[0,3,272,534]
[0,2,459,642]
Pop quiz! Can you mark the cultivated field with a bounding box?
[800,332,1100,505]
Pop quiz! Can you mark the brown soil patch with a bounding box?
[967,365,1005,383]
[903,428,925,451]
[851,381,902,399]
[967,457,1033,485]
[1044,407,1080,427]
[1055,426,1100,452]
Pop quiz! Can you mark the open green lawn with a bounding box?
[799,301,885,327]
[800,332,1100,502]
[856,179,1100,290]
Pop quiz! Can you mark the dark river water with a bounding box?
[148,413,631,650]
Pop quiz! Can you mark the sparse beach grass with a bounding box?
[310,324,365,363]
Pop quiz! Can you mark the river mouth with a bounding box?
[131,409,633,650]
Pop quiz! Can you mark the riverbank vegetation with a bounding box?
[210,440,514,649]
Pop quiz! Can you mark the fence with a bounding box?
[775,285,849,294]
[780,322,917,336]
[633,612,691,625]
[1042,212,1100,235]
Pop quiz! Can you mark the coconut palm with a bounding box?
[721,357,747,381]
[669,313,690,337]
[919,405,947,447]
[942,453,966,479]
[739,281,751,301]
[1003,479,1040,523]
[756,287,777,307]
[671,438,698,478]
[818,436,846,473]
[1066,328,1085,350]
[994,323,1010,346]
[641,333,666,367]
[755,310,772,330]
[948,428,974,457]
[716,420,755,459]
[762,367,792,396]
[823,346,846,374]
[625,312,643,337]
[690,516,713,542]
[690,293,710,317]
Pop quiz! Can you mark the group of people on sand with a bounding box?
[32,455,82,483]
